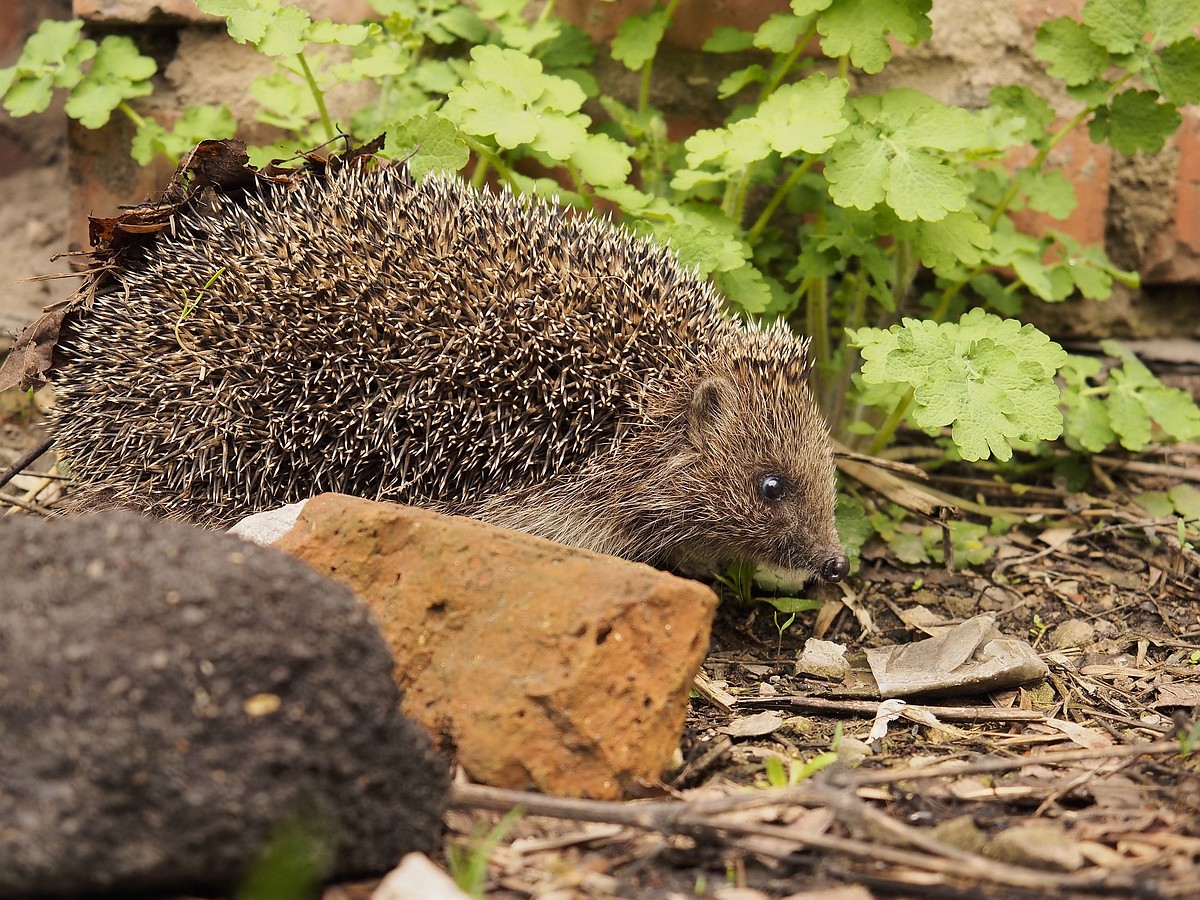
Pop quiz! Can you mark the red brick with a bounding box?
[1008,126,1112,249]
[73,0,374,26]
[67,116,177,253]
[558,0,791,51]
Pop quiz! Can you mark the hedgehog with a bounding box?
[44,154,848,582]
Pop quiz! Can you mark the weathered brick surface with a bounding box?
[1008,127,1113,250]
[1144,107,1200,284]
[273,494,719,800]
[73,0,373,25]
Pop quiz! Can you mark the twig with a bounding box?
[737,695,1047,724]
[0,437,53,491]
[448,766,1164,893]
[845,739,1181,786]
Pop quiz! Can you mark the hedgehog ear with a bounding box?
[687,376,738,448]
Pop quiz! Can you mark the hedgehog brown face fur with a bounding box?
[467,323,847,581]
[672,333,845,580]
[45,157,848,583]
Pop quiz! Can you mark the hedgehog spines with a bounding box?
[48,158,847,578]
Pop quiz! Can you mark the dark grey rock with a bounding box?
[0,511,448,899]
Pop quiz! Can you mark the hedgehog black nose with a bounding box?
[820,554,849,582]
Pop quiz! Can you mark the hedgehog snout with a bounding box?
[819,554,849,582]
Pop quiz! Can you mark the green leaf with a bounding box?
[1136,491,1175,517]
[903,209,993,274]
[1,19,96,116]
[384,112,469,179]
[1063,392,1116,452]
[989,85,1055,143]
[753,13,809,53]
[611,7,670,71]
[64,35,156,129]
[1146,0,1200,44]
[569,132,633,187]
[718,64,766,99]
[20,18,88,71]
[792,0,835,14]
[306,20,370,46]
[758,74,849,155]
[197,0,275,45]
[1082,0,1144,54]
[250,70,315,132]
[256,5,315,56]
[639,218,746,276]
[717,263,774,314]
[496,17,561,54]
[4,75,55,117]
[1019,169,1078,219]
[852,310,1067,461]
[1153,37,1200,105]
[818,0,932,74]
[826,128,967,222]
[834,494,871,572]
[1097,89,1180,155]
[826,90,983,221]
[1034,17,1109,86]
[931,521,995,569]
[1167,484,1200,522]
[534,22,595,68]
[431,6,488,44]
[702,26,754,53]
[825,126,890,210]
[444,45,589,156]
[678,74,847,178]
[1095,340,1200,450]
[987,223,1062,301]
[130,104,236,165]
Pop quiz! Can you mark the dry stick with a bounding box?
[1092,454,1200,482]
[845,738,1181,787]
[449,777,1140,893]
[736,695,1047,723]
[0,492,56,516]
[0,437,54,492]
[451,742,1180,892]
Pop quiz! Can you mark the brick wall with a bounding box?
[3,0,1197,337]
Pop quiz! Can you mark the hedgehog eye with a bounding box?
[759,474,788,503]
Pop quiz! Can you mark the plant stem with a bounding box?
[296,52,335,140]
[810,274,830,374]
[868,386,915,456]
[758,24,818,102]
[463,135,518,190]
[118,102,179,166]
[829,272,867,432]
[565,160,593,209]
[746,156,816,245]
[638,0,683,115]
[119,101,147,129]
